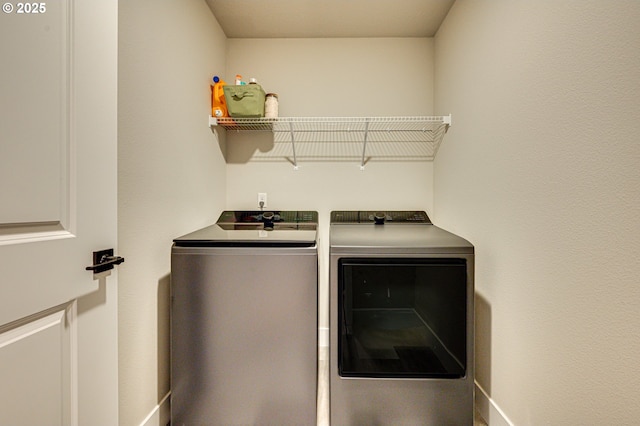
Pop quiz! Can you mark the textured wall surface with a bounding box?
[434,1,640,424]
[118,1,227,424]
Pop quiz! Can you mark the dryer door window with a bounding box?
[338,258,467,378]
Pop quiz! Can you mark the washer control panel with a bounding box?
[216,210,318,230]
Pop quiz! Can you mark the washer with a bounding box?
[171,210,318,425]
[329,211,474,425]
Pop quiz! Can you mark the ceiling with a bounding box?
[205,0,456,38]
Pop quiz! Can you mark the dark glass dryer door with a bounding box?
[338,258,468,378]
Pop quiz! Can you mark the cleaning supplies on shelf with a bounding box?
[223,83,266,118]
[213,73,272,118]
[211,76,228,118]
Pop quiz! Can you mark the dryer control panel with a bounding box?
[330,210,431,224]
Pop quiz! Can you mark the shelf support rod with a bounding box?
[360,119,370,170]
[289,121,299,170]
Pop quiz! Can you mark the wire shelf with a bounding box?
[209,115,451,169]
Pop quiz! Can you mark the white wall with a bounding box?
[118,1,227,424]
[434,1,640,424]
[225,37,436,344]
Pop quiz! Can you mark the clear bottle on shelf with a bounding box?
[265,93,279,118]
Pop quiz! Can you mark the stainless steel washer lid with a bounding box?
[330,210,473,254]
[173,210,318,247]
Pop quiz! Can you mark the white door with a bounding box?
[0,1,118,425]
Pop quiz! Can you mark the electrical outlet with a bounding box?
[258,192,267,208]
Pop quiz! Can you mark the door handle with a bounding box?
[86,248,125,274]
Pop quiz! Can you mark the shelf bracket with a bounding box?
[289,121,299,170]
[360,119,370,170]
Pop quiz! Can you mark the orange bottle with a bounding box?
[211,76,228,118]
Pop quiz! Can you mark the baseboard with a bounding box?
[139,392,170,426]
[475,382,514,426]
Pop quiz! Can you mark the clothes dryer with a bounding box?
[329,211,474,425]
